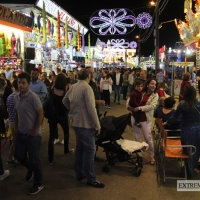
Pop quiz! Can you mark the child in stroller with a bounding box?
[96,113,148,177]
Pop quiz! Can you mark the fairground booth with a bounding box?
[0,4,33,75]
[2,0,88,75]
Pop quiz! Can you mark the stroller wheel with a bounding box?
[135,167,141,177]
[102,165,110,173]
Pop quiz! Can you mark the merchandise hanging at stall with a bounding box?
[3,0,88,74]
[0,4,33,74]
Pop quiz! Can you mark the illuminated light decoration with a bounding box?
[110,39,129,49]
[90,8,136,35]
[109,39,138,49]
[136,12,152,29]
[129,41,137,49]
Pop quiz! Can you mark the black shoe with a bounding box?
[25,171,33,181]
[95,157,105,162]
[76,175,86,181]
[87,181,105,188]
[28,184,44,195]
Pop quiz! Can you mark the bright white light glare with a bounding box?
[177,50,181,53]
[186,49,191,54]
[47,42,51,48]
[168,47,172,53]
[37,43,41,48]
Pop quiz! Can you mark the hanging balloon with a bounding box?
[77,25,81,51]
[72,31,77,46]
[82,28,85,52]
[57,11,61,48]
[88,33,91,59]
[65,18,68,48]
[41,1,46,44]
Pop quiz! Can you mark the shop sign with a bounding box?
[170,62,194,66]
[0,4,33,29]
[35,0,88,35]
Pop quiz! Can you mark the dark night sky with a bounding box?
[2,0,186,56]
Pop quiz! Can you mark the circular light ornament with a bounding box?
[129,41,137,49]
[136,12,152,29]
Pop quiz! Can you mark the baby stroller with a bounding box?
[96,113,148,177]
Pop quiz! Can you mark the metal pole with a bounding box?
[155,1,159,70]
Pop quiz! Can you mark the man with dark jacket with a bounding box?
[112,68,123,105]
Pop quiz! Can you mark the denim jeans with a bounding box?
[72,127,96,183]
[15,133,43,186]
[48,116,69,162]
[0,140,4,175]
[181,126,200,177]
[114,85,122,102]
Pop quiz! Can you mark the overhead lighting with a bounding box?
[150,1,156,6]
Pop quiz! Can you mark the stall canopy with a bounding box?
[0,4,33,32]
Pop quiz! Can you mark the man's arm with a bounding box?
[15,111,18,132]
[28,107,44,136]
[38,82,48,101]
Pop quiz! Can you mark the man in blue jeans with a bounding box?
[14,72,44,195]
[63,68,105,188]
[112,68,123,105]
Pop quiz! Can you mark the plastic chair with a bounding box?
[155,118,196,183]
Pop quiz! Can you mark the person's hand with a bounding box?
[163,122,167,126]
[127,106,134,112]
[133,107,139,112]
[28,130,38,136]
[96,100,105,105]
[95,129,101,136]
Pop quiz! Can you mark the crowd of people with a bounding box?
[0,65,200,195]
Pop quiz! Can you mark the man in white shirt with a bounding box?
[113,68,123,105]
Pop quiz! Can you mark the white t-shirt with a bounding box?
[116,73,120,85]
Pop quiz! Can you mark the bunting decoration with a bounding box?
[57,11,61,48]
[65,18,68,48]
[77,24,81,51]
[41,1,46,44]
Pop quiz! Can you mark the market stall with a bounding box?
[0,4,33,74]
[169,61,195,96]
[3,0,88,75]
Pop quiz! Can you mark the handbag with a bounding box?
[0,106,8,119]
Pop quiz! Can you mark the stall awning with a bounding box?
[0,20,32,32]
[0,4,33,32]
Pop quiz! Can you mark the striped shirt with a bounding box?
[6,92,19,124]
